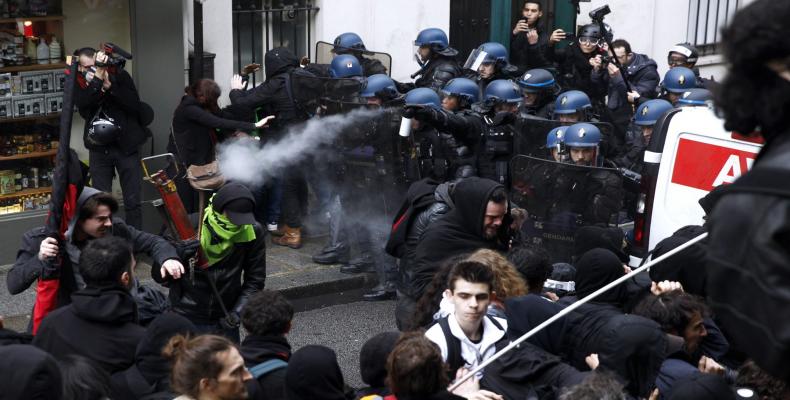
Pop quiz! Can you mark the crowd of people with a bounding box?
[2,0,790,399]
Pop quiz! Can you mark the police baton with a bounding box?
[447,231,709,392]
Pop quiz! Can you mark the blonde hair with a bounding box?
[466,249,528,300]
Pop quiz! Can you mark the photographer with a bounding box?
[546,23,608,109]
[510,1,553,73]
[74,47,147,229]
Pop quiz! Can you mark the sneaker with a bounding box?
[267,222,278,231]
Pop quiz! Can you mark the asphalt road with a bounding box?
[288,299,398,389]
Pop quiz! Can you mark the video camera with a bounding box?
[589,5,611,22]
[95,42,133,69]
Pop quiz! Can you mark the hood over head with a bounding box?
[573,248,629,305]
[134,312,196,386]
[71,285,138,324]
[505,294,567,355]
[359,331,400,388]
[573,226,628,263]
[450,177,505,237]
[264,47,299,80]
[65,186,103,240]
[0,344,62,400]
[285,345,348,400]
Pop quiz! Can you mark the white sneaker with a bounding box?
[267,223,278,232]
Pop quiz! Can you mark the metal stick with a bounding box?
[447,232,709,392]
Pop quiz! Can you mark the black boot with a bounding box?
[363,242,397,301]
[339,253,375,274]
[312,196,349,264]
[363,284,397,301]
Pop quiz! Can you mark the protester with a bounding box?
[163,334,252,400]
[169,78,273,213]
[510,1,552,72]
[59,355,113,400]
[155,183,267,342]
[110,312,197,400]
[506,245,553,296]
[424,261,507,378]
[8,188,182,329]
[465,248,528,315]
[356,332,401,399]
[284,345,353,400]
[240,290,294,400]
[33,236,145,374]
[558,371,629,400]
[0,344,62,400]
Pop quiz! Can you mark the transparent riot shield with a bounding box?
[510,155,625,263]
[290,72,364,115]
[315,41,393,76]
[463,48,491,72]
[515,118,565,158]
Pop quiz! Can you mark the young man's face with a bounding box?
[668,52,693,69]
[78,204,113,239]
[522,2,543,26]
[442,95,460,111]
[418,46,431,62]
[682,311,708,355]
[483,200,507,240]
[449,278,492,327]
[550,148,561,162]
[641,126,654,142]
[478,63,496,79]
[522,92,538,106]
[202,347,252,400]
[613,47,633,66]
[569,146,596,165]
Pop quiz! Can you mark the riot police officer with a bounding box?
[440,77,479,112]
[464,42,519,96]
[659,66,697,105]
[562,122,624,225]
[614,99,674,174]
[552,90,593,124]
[331,32,388,76]
[517,68,560,119]
[397,28,463,92]
[676,88,713,108]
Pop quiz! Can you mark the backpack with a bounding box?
[249,358,288,379]
[385,178,441,258]
[435,315,504,379]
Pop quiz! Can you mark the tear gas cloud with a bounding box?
[217,108,381,187]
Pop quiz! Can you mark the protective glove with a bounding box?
[219,312,241,330]
[490,111,516,126]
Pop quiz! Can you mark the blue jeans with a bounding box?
[252,177,282,225]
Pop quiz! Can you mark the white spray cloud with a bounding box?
[217,107,381,187]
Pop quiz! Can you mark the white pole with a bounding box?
[447,232,709,392]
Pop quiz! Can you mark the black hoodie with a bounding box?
[284,345,352,400]
[110,312,196,400]
[241,335,292,400]
[0,344,62,400]
[33,285,145,374]
[412,177,509,299]
[228,47,311,138]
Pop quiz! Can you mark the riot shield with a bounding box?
[315,40,393,76]
[290,73,364,115]
[515,117,565,158]
[510,155,625,263]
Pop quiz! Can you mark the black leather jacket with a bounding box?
[706,134,790,380]
[154,223,267,324]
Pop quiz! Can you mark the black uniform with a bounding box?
[74,69,147,228]
[398,55,463,93]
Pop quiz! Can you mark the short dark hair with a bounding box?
[78,192,119,222]
[524,1,542,11]
[489,187,508,204]
[632,291,709,335]
[241,290,294,336]
[447,260,495,292]
[78,236,133,287]
[163,334,236,398]
[507,245,552,293]
[387,332,448,398]
[74,47,96,58]
[611,39,632,54]
[59,355,111,400]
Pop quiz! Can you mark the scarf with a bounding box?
[200,197,256,265]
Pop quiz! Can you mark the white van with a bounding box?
[629,106,763,265]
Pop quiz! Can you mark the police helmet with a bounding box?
[662,67,697,93]
[668,43,699,65]
[329,54,363,78]
[442,78,479,104]
[476,42,509,65]
[546,126,566,148]
[484,79,522,105]
[677,88,713,107]
[404,87,442,111]
[361,74,398,99]
[564,123,601,147]
[87,114,120,146]
[634,99,674,126]
[554,90,592,114]
[518,68,557,94]
[333,32,367,53]
[414,28,457,56]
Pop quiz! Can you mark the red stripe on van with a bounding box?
[671,138,758,191]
